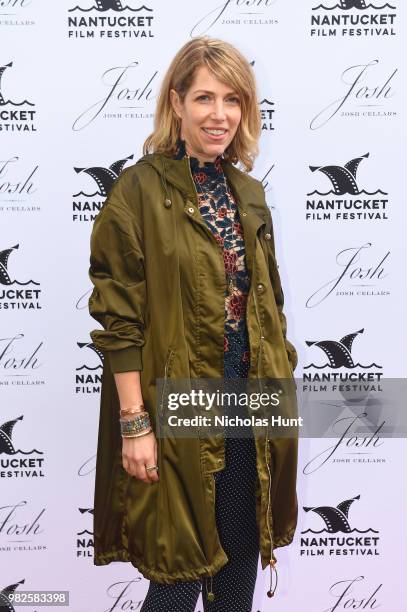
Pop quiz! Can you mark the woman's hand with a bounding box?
[111,371,158,483]
[122,430,159,483]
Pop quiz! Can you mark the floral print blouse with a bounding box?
[174,138,251,378]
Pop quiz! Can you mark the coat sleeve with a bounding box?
[262,200,298,373]
[88,168,146,374]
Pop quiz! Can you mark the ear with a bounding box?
[170,88,182,119]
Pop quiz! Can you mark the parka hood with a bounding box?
[135,152,267,217]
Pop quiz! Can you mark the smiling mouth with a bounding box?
[202,128,228,136]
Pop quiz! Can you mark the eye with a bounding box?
[227,96,240,104]
[197,95,210,101]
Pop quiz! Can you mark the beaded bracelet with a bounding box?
[120,411,151,438]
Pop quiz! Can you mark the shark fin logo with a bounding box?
[308,152,385,196]
[0,415,42,456]
[0,62,36,133]
[0,244,39,286]
[78,507,94,537]
[0,579,25,612]
[0,415,45,476]
[306,152,389,222]
[77,507,94,554]
[72,154,133,221]
[0,62,34,108]
[75,342,103,394]
[74,154,133,198]
[302,494,377,533]
[300,495,380,558]
[305,328,382,369]
[76,342,104,370]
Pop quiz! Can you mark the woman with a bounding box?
[88,36,298,612]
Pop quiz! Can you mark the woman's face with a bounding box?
[170,65,242,164]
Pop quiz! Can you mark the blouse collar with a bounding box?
[174,137,224,177]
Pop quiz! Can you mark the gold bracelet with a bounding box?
[120,404,145,417]
[121,427,153,439]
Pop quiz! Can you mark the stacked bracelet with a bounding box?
[120,411,152,438]
[120,403,145,418]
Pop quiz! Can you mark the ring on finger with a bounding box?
[145,465,159,472]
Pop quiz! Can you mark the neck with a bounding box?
[183,139,221,166]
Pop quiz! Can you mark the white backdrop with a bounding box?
[1,1,406,611]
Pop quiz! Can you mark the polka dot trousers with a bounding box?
[140,434,260,612]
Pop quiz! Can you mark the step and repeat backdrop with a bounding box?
[1,1,406,611]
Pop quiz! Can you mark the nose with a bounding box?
[210,99,227,121]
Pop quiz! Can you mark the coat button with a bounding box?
[188,206,194,214]
[242,212,247,216]
[257,283,264,293]
[264,232,271,240]
[164,198,172,208]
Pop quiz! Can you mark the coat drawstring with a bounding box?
[205,575,215,601]
[160,158,172,207]
[265,432,278,598]
[267,557,278,598]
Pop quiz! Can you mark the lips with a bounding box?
[201,127,228,140]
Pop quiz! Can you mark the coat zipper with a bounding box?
[185,157,277,596]
[252,227,277,597]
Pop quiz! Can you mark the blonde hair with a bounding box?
[143,36,261,172]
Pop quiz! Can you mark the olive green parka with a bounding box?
[88,151,298,586]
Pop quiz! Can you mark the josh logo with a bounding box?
[0,62,37,133]
[306,153,389,221]
[0,333,44,386]
[0,244,41,310]
[310,1,397,38]
[0,500,46,552]
[72,60,156,131]
[310,59,397,130]
[0,416,45,479]
[190,0,279,37]
[323,576,382,612]
[302,413,386,474]
[0,156,39,213]
[306,243,390,307]
[0,0,35,28]
[76,507,94,557]
[72,154,133,221]
[300,494,380,557]
[67,1,154,40]
[75,342,103,394]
